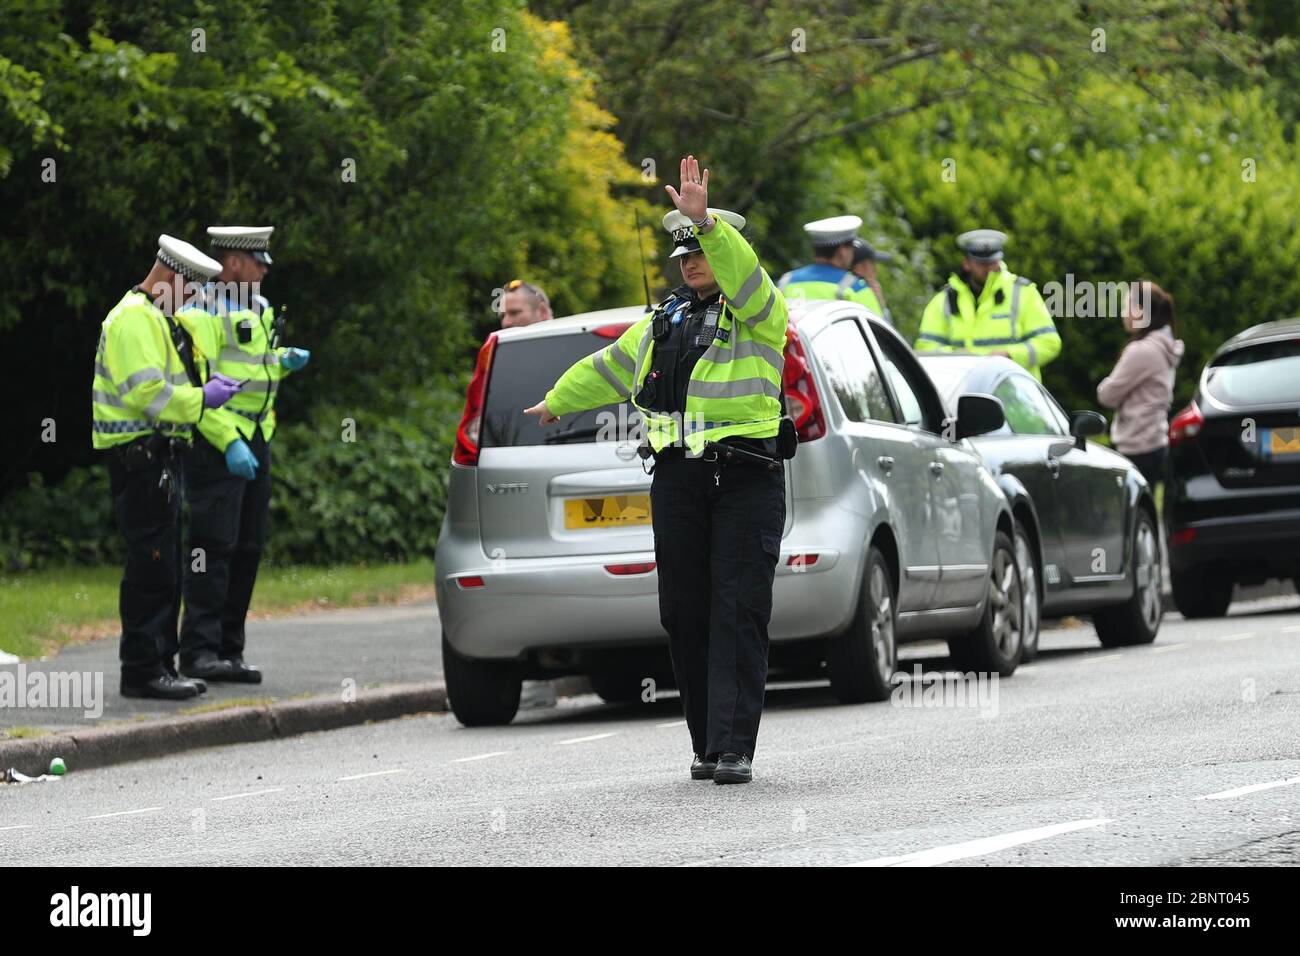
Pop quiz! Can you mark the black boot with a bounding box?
[690,753,718,780]
[121,674,203,701]
[713,753,753,785]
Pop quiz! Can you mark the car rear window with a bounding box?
[480,333,637,447]
[1205,339,1300,406]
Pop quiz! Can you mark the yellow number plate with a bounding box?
[1266,428,1300,458]
[563,494,652,529]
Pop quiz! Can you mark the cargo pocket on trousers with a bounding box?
[743,530,781,621]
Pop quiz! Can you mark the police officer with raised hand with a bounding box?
[178,226,308,684]
[524,156,788,785]
[92,236,242,700]
[915,229,1061,381]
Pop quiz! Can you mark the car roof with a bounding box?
[493,297,890,344]
[914,351,1024,399]
[1216,317,1300,356]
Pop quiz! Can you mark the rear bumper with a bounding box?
[435,542,860,661]
[1167,507,1300,577]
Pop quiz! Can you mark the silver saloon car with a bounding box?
[435,301,1021,725]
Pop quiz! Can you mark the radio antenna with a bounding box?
[634,207,653,312]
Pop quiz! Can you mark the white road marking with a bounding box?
[83,807,163,821]
[337,769,406,782]
[451,751,508,763]
[657,720,688,729]
[1150,643,1186,654]
[559,732,619,745]
[1082,653,1125,665]
[1216,632,1256,643]
[1282,625,1300,634]
[848,818,1113,867]
[0,824,31,832]
[211,787,283,802]
[1014,666,1035,674]
[1197,776,1300,801]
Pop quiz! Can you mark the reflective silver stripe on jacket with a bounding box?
[144,383,174,418]
[835,272,857,300]
[700,337,783,371]
[117,368,165,394]
[743,289,777,331]
[730,265,765,311]
[687,377,781,400]
[592,349,629,397]
[606,344,635,374]
[238,379,279,395]
[92,389,126,408]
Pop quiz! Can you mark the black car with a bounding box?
[917,354,1163,659]
[1165,320,1300,618]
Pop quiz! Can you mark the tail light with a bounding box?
[783,329,826,442]
[1168,400,1204,446]
[453,333,498,466]
[1169,528,1196,547]
[604,562,655,575]
[456,575,486,589]
[592,323,632,339]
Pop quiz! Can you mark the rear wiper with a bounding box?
[542,425,604,444]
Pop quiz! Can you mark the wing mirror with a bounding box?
[954,393,1006,440]
[1070,410,1107,449]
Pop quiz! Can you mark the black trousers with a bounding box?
[1126,446,1167,491]
[650,451,785,759]
[180,431,272,665]
[108,449,183,685]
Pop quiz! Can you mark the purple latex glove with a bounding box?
[202,372,243,409]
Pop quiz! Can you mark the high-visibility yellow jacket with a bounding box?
[184,293,292,451]
[91,290,206,450]
[778,263,889,320]
[546,218,787,456]
[915,268,1061,381]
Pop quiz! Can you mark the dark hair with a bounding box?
[1131,281,1175,338]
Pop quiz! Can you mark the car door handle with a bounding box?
[929,461,945,477]
[1047,457,1061,479]
[876,455,895,473]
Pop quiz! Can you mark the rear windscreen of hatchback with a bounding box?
[1206,339,1300,406]
[481,334,638,447]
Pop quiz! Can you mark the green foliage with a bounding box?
[264,384,464,565]
[0,468,119,571]
[840,66,1300,412]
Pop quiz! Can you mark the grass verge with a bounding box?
[0,560,435,660]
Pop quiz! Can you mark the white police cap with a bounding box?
[208,225,275,264]
[957,229,1007,262]
[157,235,222,283]
[663,208,746,259]
[804,214,862,248]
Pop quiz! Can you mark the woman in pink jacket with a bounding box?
[1097,282,1185,489]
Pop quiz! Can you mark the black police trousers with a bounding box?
[108,449,183,685]
[650,450,785,759]
[180,432,272,666]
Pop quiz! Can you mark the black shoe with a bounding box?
[223,657,263,684]
[181,658,236,682]
[165,665,206,693]
[690,753,718,780]
[121,675,202,701]
[713,753,753,785]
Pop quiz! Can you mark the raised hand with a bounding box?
[664,155,710,223]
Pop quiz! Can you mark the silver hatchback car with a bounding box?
[435,300,1022,725]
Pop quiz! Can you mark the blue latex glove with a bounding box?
[280,347,310,371]
[202,373,242,408]
[225,439,259,480]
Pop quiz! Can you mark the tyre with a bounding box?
[1095,509,1165,645]
[442,634,522,726]
[589,671,647,705]
[1015,522,1042,663]
[948,530,1022,677]
[1170,564,1233,620]
[827,545,897,704]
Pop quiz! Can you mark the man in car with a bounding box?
[499,279,553,329]
[915,229,1061,382]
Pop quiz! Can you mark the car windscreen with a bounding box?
[1205,339,1300,407]
[480,333,638,447]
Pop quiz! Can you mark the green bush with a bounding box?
[265,386,463,566]
[0,468,119,571]
[1,384,465,571]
